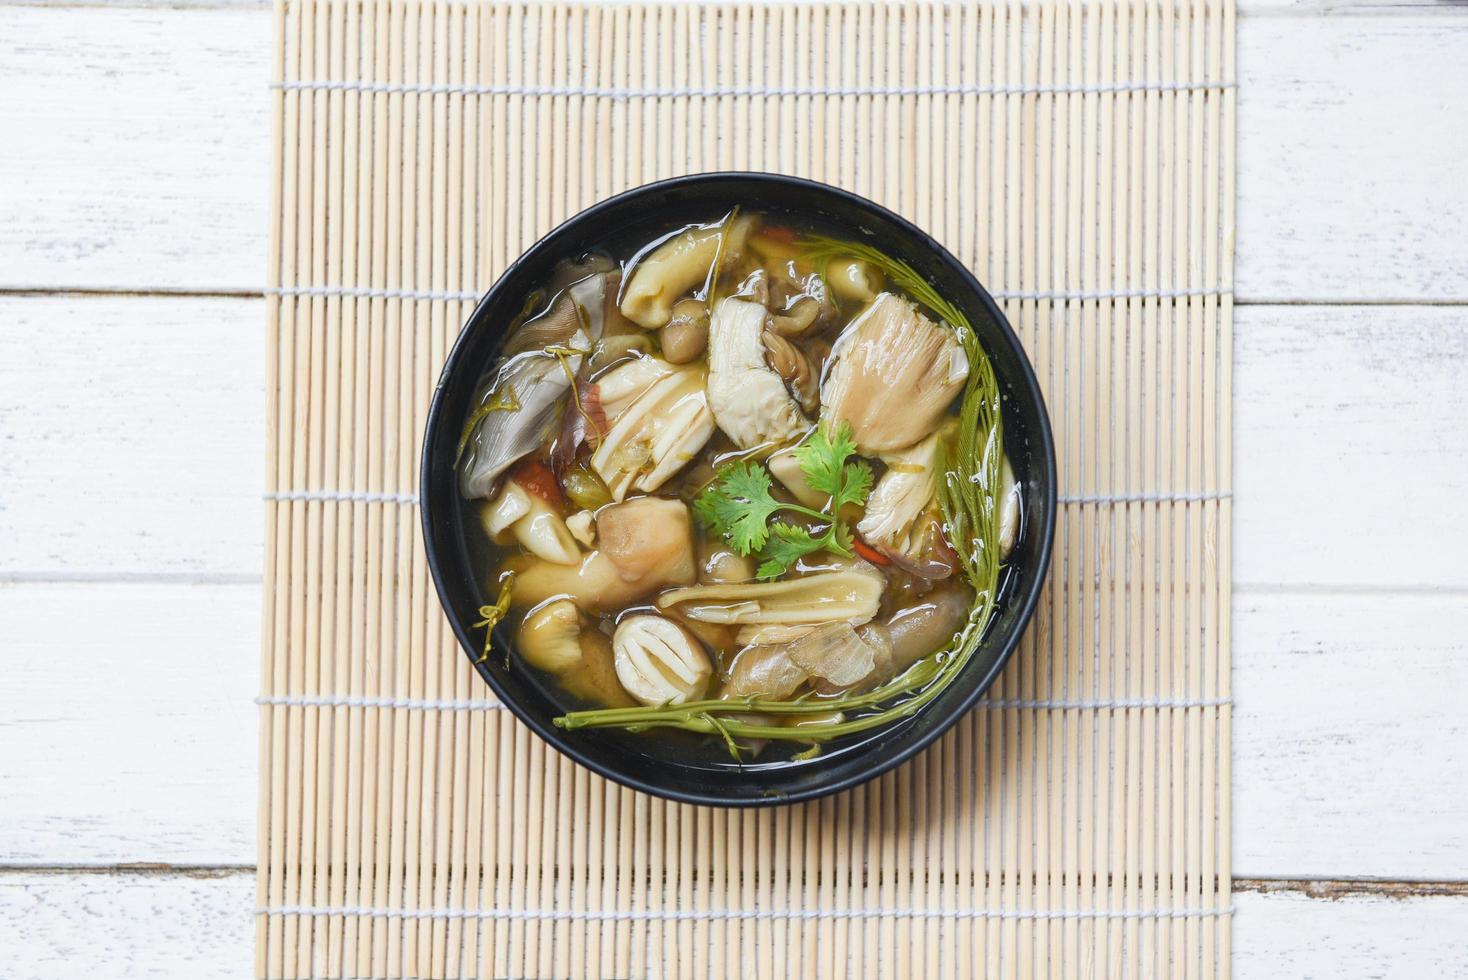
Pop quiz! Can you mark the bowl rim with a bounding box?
[421,171,1056,807]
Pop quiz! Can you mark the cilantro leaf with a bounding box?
[694,461,783,555]
[793,420,874,512]
[756,523,821,579]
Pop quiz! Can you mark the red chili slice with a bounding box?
[852,539,892,566]
[510,457,564,507]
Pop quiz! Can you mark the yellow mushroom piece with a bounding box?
[619,215,756,329]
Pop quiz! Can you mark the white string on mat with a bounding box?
[265,285,480,302]
[983,697,1231,710]
[272,79,1237,100]
[1059,490,1231,505]
[257,904,1234,923]
[991,286,1229,302]
[254,693,1225,713]
[256,694,506,712]
[263,490,419,505]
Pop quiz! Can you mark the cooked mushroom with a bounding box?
[516,600,634,707]
[510,497,695,612]
[999,456,1021,559]
[857,430,943,550]
[820,291,969,454]
[722,642,808,700]
[593,355,674,420]
[590,365,714,500]
[619,214,756,329]
[659,298,710,364]
[837,582,974,693]
[481,473,580,565]
[761,329,820,414]
[612,615,713,705]
[596,496,697,584]
[766,448,827,510]
[655,563,885,626]
[705,297,812,450]
[459,282,611,499]
[566,510,597,548]
[516,600,586,674]
[698,539,756,585]
[825,257,885,304]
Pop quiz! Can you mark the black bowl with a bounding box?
[422,173,1055,807]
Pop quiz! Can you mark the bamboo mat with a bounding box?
[257,1,1234,977]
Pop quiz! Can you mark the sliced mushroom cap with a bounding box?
[620,215,756,329]
[612,615,713,705]
[655,564,885,626]
[820,292,969,454]
[590,365,715,501]
[856,429,944,551]
[706,297,812,450]
[593,355,675,421]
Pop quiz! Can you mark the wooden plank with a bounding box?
[1,869,254,980]
[3,7,1468,301]
[4,869,1466,979]
[1234,592,1468,880]
[0,5,270,293]
[1235,304,1468,589]
[0,296,264,579]
[1235,884,1468,978]
[0,583,258,865]
[1236,13,1468,300]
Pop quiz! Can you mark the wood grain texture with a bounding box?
[5,869,1466,980]
[1235,13,1468,300]
[0,5,270,293]
[4,6,1468,303]
[1234,591,1468,880]
[1234,883,1468,978]
[0,870,254,980]
[0,296,265,579]
[0,583,258,866]
[1234,304,1468,589]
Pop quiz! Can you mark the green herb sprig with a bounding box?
[554,239,1005,756]
[693,421,872,580]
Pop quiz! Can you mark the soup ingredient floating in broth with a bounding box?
[456,212,1020,761]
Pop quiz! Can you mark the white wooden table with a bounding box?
[3,2,1466,976]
